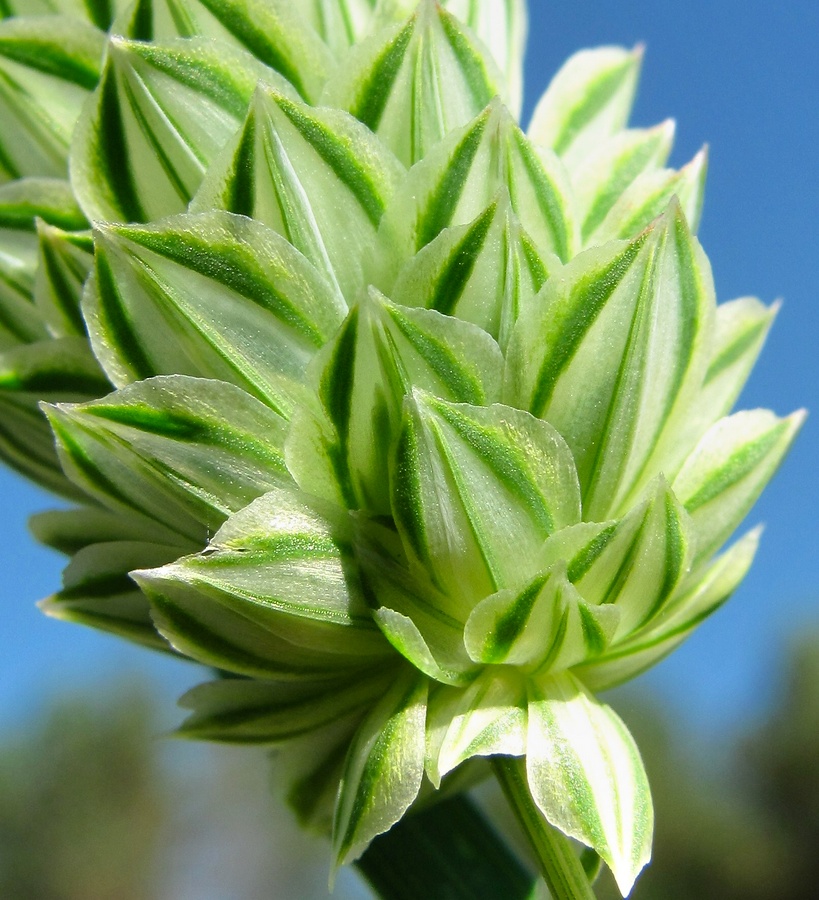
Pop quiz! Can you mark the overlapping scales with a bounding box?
[0,1,802,896]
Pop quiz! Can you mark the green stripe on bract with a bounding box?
[320,307,358,451]
[393,395,580,609]
[438,7,497,110]
[0,179,87,232]
[194,0,308,99]
[328,3,502,168]
[484,576,549,662]
[575,122,674,242]
[392,416,429,564]
[552,60,634,157]
[0,35,100,90]
[92,252,155,380]
[35,223,93,337]
[383,302,489,404]
[706,306,772,383]
[431,399,557,535]
[46,376,292,545]
[526,672,652,897]
[416,113,488,250]
[333,668,427,867]
[0,18,103,180]
[426,203,496,315]
[275,93,388,228]
[513,129,572,262]
[178,674,390,744]
[73,37,287,223]
[685,421,789,513]
[577,528,760,692]
[349,17,415,132]
[527,238,645,418]
[94,68,147,222]
[529,46,640,168]
[192,85,402,307]
[109,222,328,347]
[566,524,617,582]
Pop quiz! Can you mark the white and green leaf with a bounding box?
[463,563,620,672]
[377,101,577,279]
[34,222,93,337]
[668,296,779,473]
[0,178,87,346]
[39,538,183,651]
[528,45,643,170]
[333,666,427,867]
[507,201,715,521]
[323,1,505,168]
[177,671,395,744]
[45,375,291,543]
[442,0,527,119]
[84,211,343,417]
[113,0,333,104]
[673,408,805,563]
[526,671,653,897]
[287,288,503,513]
[391,194,556,348]
[536,478,693,638]
[392,393,581,613]
[589,148,708,244]
[134,486,391,673]
[71,36,293,222]
[572,120,675,245]
[0,336,107,498]
[426,667,525,786]
[577,527,760,691]
[0,16,104,181]
[30,503,190,554]
[192,84,404,307]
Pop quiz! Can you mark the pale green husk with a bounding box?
[0,0,802,896]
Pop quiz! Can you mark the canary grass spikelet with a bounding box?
[0,0,802,896]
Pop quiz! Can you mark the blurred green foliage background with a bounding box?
[2,628,817,899]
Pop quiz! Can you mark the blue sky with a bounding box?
[1,1,818,739]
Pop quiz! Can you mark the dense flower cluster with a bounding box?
[0,0,801,894]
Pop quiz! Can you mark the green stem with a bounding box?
[356,793,534,900]
[493,757,597,900]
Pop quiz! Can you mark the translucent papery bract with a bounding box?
[286,288,504,513]
[192,84,404,308]
[45,374,291,544]
[528,45,643,171]
[133,486,394,676]
[71,36,295,223]
[0,336,109,498]
[34,222,94,337]
[391,194,556,350]
[376,100,577,283]
[0,178,88,348]
[507,200,715,522]
[322,1,505,168]
[391,392,581,613]
[0,16,104,181]
[113,0,333,104]
[84,211,344,417]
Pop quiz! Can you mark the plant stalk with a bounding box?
[493,756,597,900]
[356,792,534,900]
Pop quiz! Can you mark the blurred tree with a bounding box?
[0,687,167,900]
[742,630,819,900]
